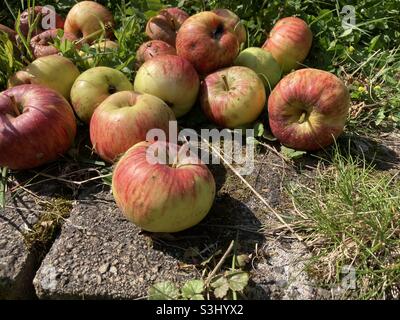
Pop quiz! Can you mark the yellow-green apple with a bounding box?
[90,91,176,163]
[8,55,80,100]
[201,66,266,128]
[136,40,176,66]
[112,141,216,233]
[64,1,114,43]
[134,55,199,118]
[213,8,246,46]
[234,47,281,90]
[0,84,76,170]
[268,68,350,151]
[17,6,65,37]
[262,17,312,73]
[70,66,132,123]
[30,29,79,58]
[176,11,239,75]
[145,7,189,46]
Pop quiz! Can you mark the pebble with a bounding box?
[98,263,110,274]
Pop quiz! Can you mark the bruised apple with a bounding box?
[136,40,176,66]
[145,7,189,46]
[30,29,79,58]
[8,55,80,100]
[112,141,216,233]
[0,84,76,170]
[268,68,350,151]
[70,66,132,123]
[90,91,176,163]
[134,55,199,118]
[176,11,239,75]
[64,1,114,43]
[201,66,266,128]
[262,17,312,73]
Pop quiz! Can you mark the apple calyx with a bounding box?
[108,85,117,94]
[298,112,307,124]
[221,75,230,91]
[212,24,225,40]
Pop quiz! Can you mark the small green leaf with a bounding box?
[148,281,180,300]
[340,28,353,38]
[181,279,204,300]
[253,122,264,137]
[211,276,229,299]
[281,146,307,159]
[226,271,249,292]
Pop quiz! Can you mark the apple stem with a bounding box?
[170,18,176,30]
[222,75,229,91]
[10,96,21,116]
[298,112,307,124]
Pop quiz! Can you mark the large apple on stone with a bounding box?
[70,66,132,123]
[201,66,266,128]
[0,84,76,170]
[112,141,216,233]
[8,55,80,100]
[17,6,65,37]
[268,68,350,151]
[176,11,239,75]
[262,17,312,73]
[134,55,199,118]
[145,7,189,46]
[64,1,114,43]
[213,8,246,46]
[30,29,79,58]
[90,91,176,163]
[136,40,176,66]
[235,47,281,90]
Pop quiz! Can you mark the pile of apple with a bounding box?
[0,1,351,233]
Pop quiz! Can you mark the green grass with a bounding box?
[287,146,400,299]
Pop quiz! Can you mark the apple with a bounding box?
[0,84,76,170]
[262,17,312,73]
[268,68,350,151]
[30,29,79,58]
[136,40,176,66]
[112,141,216,233]
[176,11,239,75]
[134,55,199,118]
[213,8,246,46]
[234,47,281,90]
[70,66,132,123]
[90,91,176,163]
[201,66,266,128]
[64,1,114,43]
[145,7,189,46]
[17,6,65,37]
[8,55,80,100]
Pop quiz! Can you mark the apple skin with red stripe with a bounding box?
[90,91,176,163]
[268,68,350,151]
[200,66,266,128]
[262,17,312,73]
[112,141,216,233]
[0,84,76,170]
[176,11,239,75]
